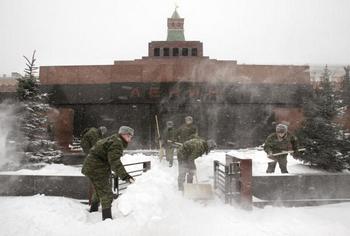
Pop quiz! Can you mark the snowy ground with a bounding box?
[1,150,350,235]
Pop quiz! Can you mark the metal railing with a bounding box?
[213,160,240,204]
[112,161,151,198]
[213,155,252,209]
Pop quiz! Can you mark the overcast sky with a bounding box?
[0,0,349,75]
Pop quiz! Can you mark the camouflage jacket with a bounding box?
[81,134,129,180]
[162,127,176,148]
[80,127,103,154]
[264,132,298,155]
[178,138,209,161]
[175,124,198,143]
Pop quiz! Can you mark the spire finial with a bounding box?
[171,3,181,19]
[175,1,179,10]
[167,3,185,41]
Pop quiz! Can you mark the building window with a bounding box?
[163,48,170,56]
[173,48,179,56]
[154,48,160,56]
[191,48,197,56]
[182,48,188,56]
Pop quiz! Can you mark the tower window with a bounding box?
[154,48,160,56]
[191,48,198,56]
[182,48,188,56]
[173,48,179,56]
[163,48,170,56]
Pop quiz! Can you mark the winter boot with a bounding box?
[89,201,99,213]
[102,207,112,220]
[280,166,289,174]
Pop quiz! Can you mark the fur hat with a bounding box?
[166,121,174,128]
[276,123,288,133]
[118,126,134,136]
[185,116,193,124]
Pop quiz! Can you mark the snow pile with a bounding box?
[1,151,350,235]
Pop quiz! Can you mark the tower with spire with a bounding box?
[147,7,203,58]
[167,7,185,41]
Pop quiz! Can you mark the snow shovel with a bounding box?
[183,173,214,201]
[271,148,306,157]
[155,115,165,161]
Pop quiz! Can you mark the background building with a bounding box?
[0,73,19,101]
[39,9,312,149]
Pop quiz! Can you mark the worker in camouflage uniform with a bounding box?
[264,123,299,174]
[81,126,135,220]
[177,137,217,191]
[162,121,176,167]
[80,126,107,211]
[81,126,107,154]
[175,116,198,144]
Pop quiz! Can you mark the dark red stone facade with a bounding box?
[40,58,309,85]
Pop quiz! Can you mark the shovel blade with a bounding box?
[183,183,214,200]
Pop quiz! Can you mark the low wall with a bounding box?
[225,154,350,207]
[0,174,89,199]
[0,161,151,200]
[253,173,350,202]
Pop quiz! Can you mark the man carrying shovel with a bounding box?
[264,123,300,174]
[177,137,217,191]
[80,126,107,211]
[81,126,135,220]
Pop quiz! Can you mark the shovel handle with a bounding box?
[167,139,183,147]
[271,148,306,157]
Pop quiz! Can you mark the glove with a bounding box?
[123,174,135,184]
[267,151,274,159]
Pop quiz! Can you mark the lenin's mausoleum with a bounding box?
[39,9,312,149]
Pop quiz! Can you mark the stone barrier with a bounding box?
[253,173,350,206]
[0,174,89,199]
[225,154,350,207]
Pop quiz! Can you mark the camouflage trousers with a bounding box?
[165,147,175,165]
[88,175,113,209]
[266,155,288,173]
[177,159,196,191]
[88,181,99,205]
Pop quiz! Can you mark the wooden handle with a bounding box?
[271,148,306,157]
[155,115,162,149]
